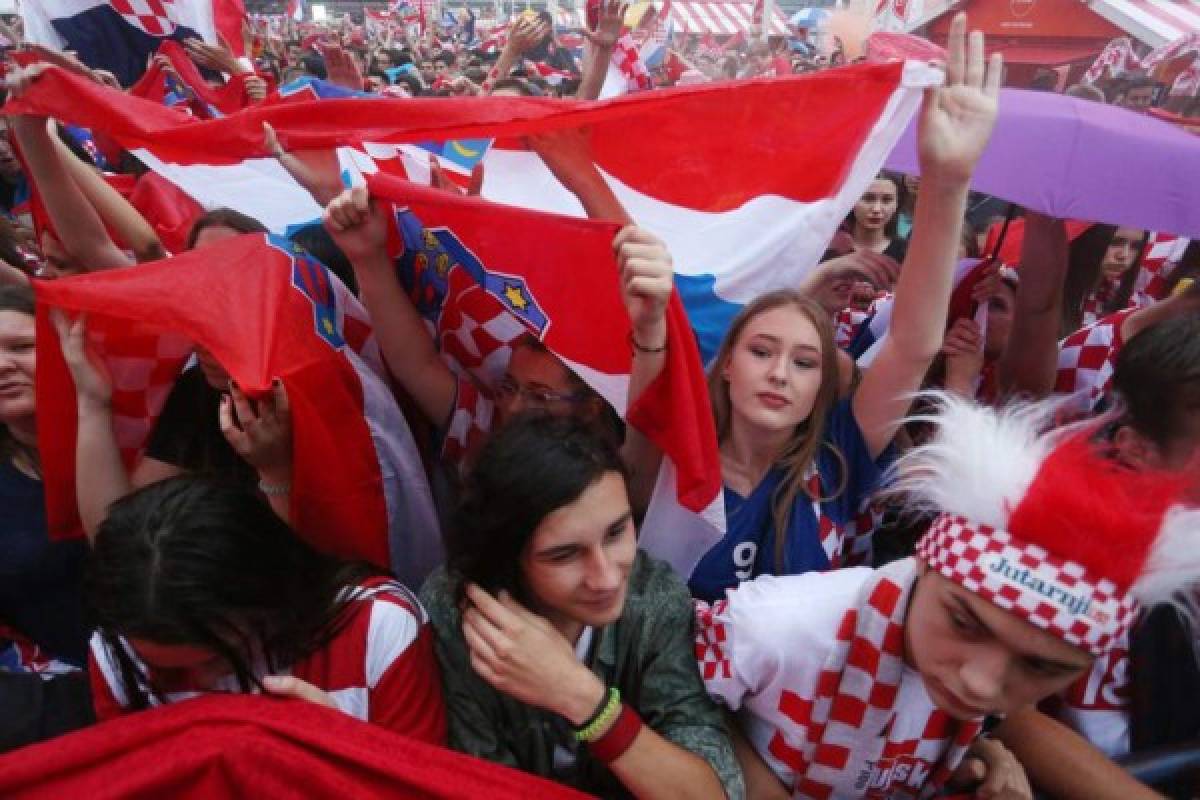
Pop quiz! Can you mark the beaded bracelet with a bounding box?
[574,686,621,742]
[629,332,668,355]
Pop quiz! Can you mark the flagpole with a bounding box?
[759,0,772,44]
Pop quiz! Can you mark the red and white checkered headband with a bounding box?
[916,514,1138,657]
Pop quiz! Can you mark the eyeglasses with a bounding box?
[494,377,588,410]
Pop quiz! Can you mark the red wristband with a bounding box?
[587,704,643,764]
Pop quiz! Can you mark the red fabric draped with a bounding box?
[0,694,590,800]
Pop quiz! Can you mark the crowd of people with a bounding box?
[0,4,1199,799]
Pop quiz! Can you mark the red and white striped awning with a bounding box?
[1089,0,1200,49]
[668,0,791,37]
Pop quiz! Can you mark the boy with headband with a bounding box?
[696,393,1200,799]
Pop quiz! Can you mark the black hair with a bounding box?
[0,284,36,473]
[433,51,456,67]
[844,171,905,240]
[1060,224,1147,337]
[186,208,269,250]
[490,77,542,97]
[1114,312,1200,452]
[301,53,328,80]
[85,477,386,709]
[448,415,627,603]
[289,224,358,295]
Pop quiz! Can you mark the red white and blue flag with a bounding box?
[33,234,443,587]
[22,0,247,86]
[8,62,935,579]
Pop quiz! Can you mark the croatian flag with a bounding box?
[9,63,936,578]
[5,63,937,361]
[33,234,443,588]
[366,174,721,533]
[21,0,242,87]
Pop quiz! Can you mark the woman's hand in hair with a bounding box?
[461,583,606,725]
[917,13,1001,185]
[219,379,293,485]
[615,226,673,351]
[262,675,339,710]
[50,310,113,412]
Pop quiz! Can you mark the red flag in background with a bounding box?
[34,234,442,585]
[0,694,589,800]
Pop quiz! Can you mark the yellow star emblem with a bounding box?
[435,253,451,276]
[504,284,528,311]
[323,318,335,335]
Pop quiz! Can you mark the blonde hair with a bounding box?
[708,290,847,570]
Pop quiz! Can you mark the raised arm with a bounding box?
[49,134,166,263]
[575,0,625,101]
[852,14,1001,458]
[51,311,130,539]
[322,187,456,427]
[483,17,548,93]
[8,67,133,271]
[996,212,1068,398]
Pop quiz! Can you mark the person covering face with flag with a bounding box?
[697,391,1200,799]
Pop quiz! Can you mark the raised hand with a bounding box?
[615,226,673,350]
[428,154,484,197]
[917,13,1001,184]
[320,43,364,90]
[507,17,550,55]
[50,310,112,412]
[322,186,389,265]
[243,74,268,102]
[583,0,627,49]
[184,36,246,75]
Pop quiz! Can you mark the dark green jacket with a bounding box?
[420,551,744,799]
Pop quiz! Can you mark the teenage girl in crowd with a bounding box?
[637,13,1003,600]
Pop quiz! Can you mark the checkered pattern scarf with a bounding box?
[612,33,655,92]
[784,558,981,799]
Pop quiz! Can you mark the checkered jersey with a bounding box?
[696,560,981,799]
[917,514,1136,656]
[1133,233,1190,304]
[88,578,446,742]
[110,0,179,36]
[1054,308,1136,413]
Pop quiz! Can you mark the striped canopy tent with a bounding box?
[1089,0,1200,49]
[663,0,792,36]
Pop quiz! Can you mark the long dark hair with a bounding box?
[448,414,627,604]
[0,284,37,475]
[1061,225,1148,337]
[85,476,386,709]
